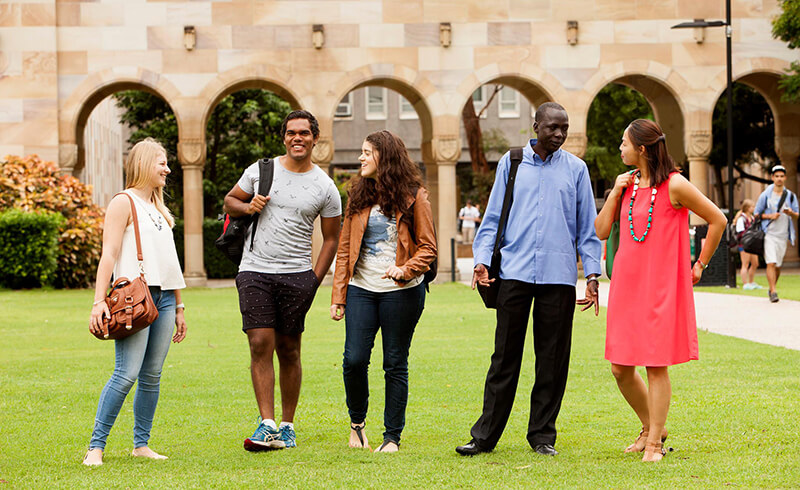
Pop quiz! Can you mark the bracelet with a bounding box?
[93,299,105,306]
[696,259,709,270]
[586,277,599,283]
[176,303,185,311]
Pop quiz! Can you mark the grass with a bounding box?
[1,284,799,488]
[694,272,800,301]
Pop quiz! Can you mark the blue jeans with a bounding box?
[88,287,176,450]
[343,283,426,444]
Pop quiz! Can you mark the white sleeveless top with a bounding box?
[113,190,186,290]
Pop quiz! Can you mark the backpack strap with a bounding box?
[248,158,275,252]
[490,148,523,271]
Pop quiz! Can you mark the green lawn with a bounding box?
[1,284,798,488]
[695,273,800,301]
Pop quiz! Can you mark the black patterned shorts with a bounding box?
[235,270,319,335]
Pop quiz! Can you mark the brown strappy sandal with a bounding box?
[642,440,666,462]
[624,427,668,453]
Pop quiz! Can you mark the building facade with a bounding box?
[1,0,798,285]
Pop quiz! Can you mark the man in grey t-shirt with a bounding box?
[223,110,341,450]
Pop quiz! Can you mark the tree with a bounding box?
[584,84,653,185]
[709,83,777,207]
[114,89,290,218]
[772,0,800,103]
[461,85,503,175]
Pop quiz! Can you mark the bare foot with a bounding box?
[82,448,103,466]
[375,440,399,453]
[131,446,168,460]
[349,422,369,449]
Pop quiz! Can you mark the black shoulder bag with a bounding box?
[215,158,274,264]
[477,147,523,309]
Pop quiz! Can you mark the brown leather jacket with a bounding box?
[331,187,437,305]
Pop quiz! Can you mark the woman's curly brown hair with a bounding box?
[346,130,424,217]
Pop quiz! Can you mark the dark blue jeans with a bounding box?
[343,283,426,444]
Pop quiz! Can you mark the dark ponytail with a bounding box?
[627,119,676,187]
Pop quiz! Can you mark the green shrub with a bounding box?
[174,218,239,279]
[0,155,104,288]
[0,209,64,288]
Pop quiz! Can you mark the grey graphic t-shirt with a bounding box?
[237,157,341,274]
[350,205,422,292]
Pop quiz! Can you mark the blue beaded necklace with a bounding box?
[628,171,657,242]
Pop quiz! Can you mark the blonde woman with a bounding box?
[84,138,187,466]
[734,199,760,290]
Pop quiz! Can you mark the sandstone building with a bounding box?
[1,0,798,285]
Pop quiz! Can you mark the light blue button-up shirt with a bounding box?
[755,183,799,246]
[473,140,602,286]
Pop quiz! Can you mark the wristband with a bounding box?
[93,299,105,306]
[586,277,599,283]
[176,303,185,311]
[696,259,709,270]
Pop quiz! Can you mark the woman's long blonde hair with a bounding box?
[124,138,175,228]
[734,199,755,224]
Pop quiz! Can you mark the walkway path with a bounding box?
[455,258,800,351]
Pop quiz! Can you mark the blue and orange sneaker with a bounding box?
[244,419,285,452]
[279,425,296,448]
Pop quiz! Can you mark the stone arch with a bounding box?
[59,67,182,174]
[581,61,689,163]
[328,64,437,143]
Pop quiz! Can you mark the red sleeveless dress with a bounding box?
[606,173,699,366]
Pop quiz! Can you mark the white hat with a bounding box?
[771,165,786,174]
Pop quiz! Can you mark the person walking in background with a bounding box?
[459,200,481,244]
[223,110,341,451]
[754,165,799,303]
[595,119,725,462]
[734,199,760,290]
[330,130,436,453]
[456,102,602,458]
[84,138,187,466]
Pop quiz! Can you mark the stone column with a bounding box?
[777,135,800,266]
[687,131,712,225]
[58,143,78,176]
[433,136,461,282]
[178,139,207,287]
[311,137,335,285]
[563,132,587,159]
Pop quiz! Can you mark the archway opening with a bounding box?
[75,86,178,209]
[710,82,777,210]
[584,83,654,199]
[331,81,432,211]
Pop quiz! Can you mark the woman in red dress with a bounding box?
[595,119,726,462]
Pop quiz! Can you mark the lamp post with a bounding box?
[672,0,736,288]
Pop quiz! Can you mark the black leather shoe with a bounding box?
[532,443,558,456]
[455,439,490,456]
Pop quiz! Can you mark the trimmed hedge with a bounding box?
[173,218,239,279]
[0,209,64,288]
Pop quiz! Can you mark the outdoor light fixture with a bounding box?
[673,2,735,287]
[183,26,196,51]
[312,24,324,49]
[439,22,452,48]
[567,20,578,45]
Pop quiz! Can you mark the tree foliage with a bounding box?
[585,84,653,184]
[114,89,291,218]
[772,0,800,102]
[0,155,104,288]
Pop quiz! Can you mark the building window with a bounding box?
[335,93,353,119]
[499,87,520,118]
[471,86,488,118]
[399,95,418,120]
[365,87,387,120]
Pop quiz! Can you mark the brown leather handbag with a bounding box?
[93,193,159,340]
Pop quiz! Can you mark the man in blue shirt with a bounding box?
[456,102,602,457]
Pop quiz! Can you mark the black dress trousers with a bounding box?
[470,279,576,449]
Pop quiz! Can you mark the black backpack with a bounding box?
[215,158,274,265]
[405,188,437,289]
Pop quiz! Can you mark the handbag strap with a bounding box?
[491,148,524,263]
[248,158,275,252]
[115,192,146,278]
